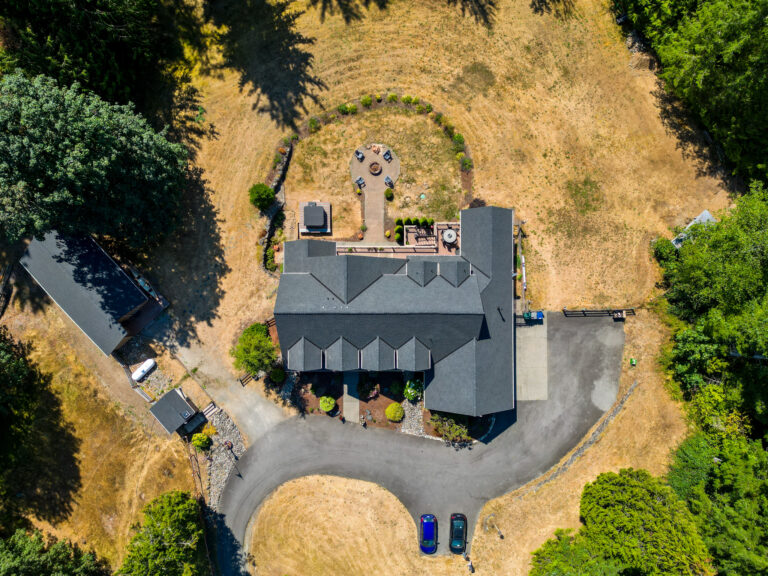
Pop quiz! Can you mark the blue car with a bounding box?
[420,514,437,554]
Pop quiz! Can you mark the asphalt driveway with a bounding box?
[215,315,625,573]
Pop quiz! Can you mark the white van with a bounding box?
[132,359,157,382]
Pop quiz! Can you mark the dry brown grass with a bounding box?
[248,475,463,576]
[247,309,688,575]
[1,296,194,567]
[168,0,730,376]
[284,106,463,238]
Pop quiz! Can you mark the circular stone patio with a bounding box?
[349,144,401,243]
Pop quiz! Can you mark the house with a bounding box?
[19,231,161,355]
[274,206,516,417]
[672,210,717,249]
[299,201,332,234]
[150,388,205,435]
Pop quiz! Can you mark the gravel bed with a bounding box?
[400,398,428,437]
[113,337,174,398]
[206,409,246,510]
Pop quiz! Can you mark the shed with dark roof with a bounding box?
[150,389,200,434]
[20,232,151,355]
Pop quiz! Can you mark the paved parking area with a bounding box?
[215,315,625,573]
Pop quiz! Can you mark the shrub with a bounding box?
[402,95,413,104]
[361,94,373,107]
[433,111,443,124]
[404,217,413,225]
[415,104,425,114]
[425,103,433,113]
[337,103,350,115]
[395,232,403,243]
[653,237,678,266]
[461,157,473,172]
[269,367,286,383]
[419,217,429,227]
[395,217,403,226]
[282,136,291,146]
[319,396,336,413]
[412,96,420,105]
[309,117,321,133]
[385,229,391,238]
[202,423,217,437]
[265,247,277,271]
[394,225,404,235]
[387,93,398,103]
[404,379,423,402]
[291,133,299,141]
[385,189,394,201]
[452,132,466,153]
[360,223,368,232]
[375,93,382,102]
[249,183,275,211]
[430,413,471,444]
[456,151,466,161]
[231,323,276,374]
[348,103,358,115]
[389,378,405,397]
[191,433,211,451]
[427,218,435,225]
[385,402,405,422]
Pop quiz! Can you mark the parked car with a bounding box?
[355,150,365,162]
[420,514,437,554]
[131,358,157,382]
[449,513,467,554]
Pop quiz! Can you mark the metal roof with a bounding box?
[19,232,148,355]
[275,206,516,416]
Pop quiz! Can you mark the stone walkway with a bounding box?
[342,372,359,424]
[400,398,427,437]
[349,144,400,245]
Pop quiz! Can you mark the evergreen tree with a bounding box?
[0,530,108,576]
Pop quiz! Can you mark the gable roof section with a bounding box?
[361,337,395,371]
[306,254,404,303]
[406,258,438,286]
[397,337,431,371]
[287,337,322,371]
[325,337,359,371]
[20,232,148,355]
[438,258,470,287]
[150,389,196,434]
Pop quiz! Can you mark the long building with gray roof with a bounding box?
[274,206,516,417]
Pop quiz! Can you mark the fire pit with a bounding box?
[369,162,382,175]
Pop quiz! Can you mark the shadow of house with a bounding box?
[19,232,163,356]
[204,0,327,128]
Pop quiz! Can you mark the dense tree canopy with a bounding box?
[0,530,108,576]
[531,469,712,575]
[0,72,188,248]
[621,0,768,181]
[0,0,189,110]
[118,491,208,576]
[230,323,276,375]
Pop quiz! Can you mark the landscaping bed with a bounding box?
[357,372,406,429]
[423,409,494,445]
[298,373,344,417]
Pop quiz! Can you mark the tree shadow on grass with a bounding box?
[529,0,575,18]
[651,79,745,195]
[138,167,231,349]
[0,335,81,535]
[307,0,389,23]
[204,0,327,129]
[446,0,498,27]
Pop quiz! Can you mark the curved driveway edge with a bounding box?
[216,316,625,573]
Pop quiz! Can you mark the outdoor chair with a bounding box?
[383,150,392,162]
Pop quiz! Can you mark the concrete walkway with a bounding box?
[215,316,625,573]
[342,372,360,424]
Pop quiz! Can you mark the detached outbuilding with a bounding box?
[19,231,163,355]
[150,388,205,435]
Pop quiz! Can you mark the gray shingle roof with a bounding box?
[303,203,326,228]
[19,232,148,355]
[275,206,516,417]
[150,389,197,434]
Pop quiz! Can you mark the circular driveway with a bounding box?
[215,316,625,574]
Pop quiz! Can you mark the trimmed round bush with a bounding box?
[395,232,403,243]
[348,104,358,115]
[337,103,350,115]
[404,217,413,225]
[461,156,474,172]
[419,217,429,227]
[385,402,405,422]
[375,93,382,102]
[249,183,275,211]
[387,93,398,103]
[412,96,420,105]
[427,218,435,225]
[385,229,391,238]
[319,396,336,413]
[425,103,433,113]
[361,95,373,107]
[385,189,394,201]
[402,95,413,105]
[191,433,212,451]
[269,367,286,383]
[394,225,404,235]
[456,151,466,161]
[395,217,403,226]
